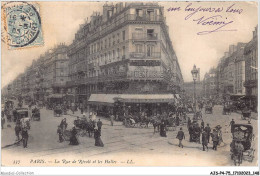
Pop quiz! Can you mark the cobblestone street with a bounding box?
[1,105,258,166]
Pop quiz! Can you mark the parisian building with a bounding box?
[244,26,258,111]
[67,2,184,113]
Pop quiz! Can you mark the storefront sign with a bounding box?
[132,70,163,78]
[130,60,161,66]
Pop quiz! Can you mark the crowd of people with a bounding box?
[0,96,250,156]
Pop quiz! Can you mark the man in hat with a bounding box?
[97,119,103,133]
[57,125,64,143]
[110,114,114,126]
[204,124,211,143]
[201,120,205,130]
[202,129,208,151]
[176,127,185,148]
[229,119,235,133]
[211,129,219,151]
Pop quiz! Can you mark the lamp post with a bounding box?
[191,65,199,112]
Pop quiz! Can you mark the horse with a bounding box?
[85,121,95,137]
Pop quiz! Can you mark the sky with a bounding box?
[1,1,258,88]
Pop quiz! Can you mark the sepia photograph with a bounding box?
[0,0,259,172]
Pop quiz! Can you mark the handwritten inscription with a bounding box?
[167,3,243,35]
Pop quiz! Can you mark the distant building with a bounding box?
[244,26,258,111]
[203,68,217,99]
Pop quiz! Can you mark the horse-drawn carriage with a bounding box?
[32,107,40,121]
[205,105,213,114]
[193,111,202,120]
[230,124,255,165]
[73,118,95,137]
[54,107,62,117]
[123,115,149,128]
[241,109,251,121]
[14,108,30,130]
[13,108,29,122]
[165,117,177,131]
[223,105,231,115]
[188,121,201,143]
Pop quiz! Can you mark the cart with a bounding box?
[32,108,40,121]
[241,110,251,120]
[205,105,213,114]
[230,124,255,165]
[54,108,62,117]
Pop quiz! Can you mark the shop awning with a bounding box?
[88,94,175,104]
[117,94,175,103]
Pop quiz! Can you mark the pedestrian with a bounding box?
[97,119,102,133]
[204,124,211,143]
[201,130,208,151]
[60,118,68,131]
[94,128,104,147]
[69,126,79,145]
[160,121,167,137]
[15,123,21,141]
[229,119,235,133]
[175,115,180,126]
[201,120,205,130]
[57,126,64,143]
[176,127,185,148]
[1,115,5,129]
[21,128,29,148]
[211,129,219,151]
[110,114,114,126]
[187,117,191,128]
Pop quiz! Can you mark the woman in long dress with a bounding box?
[160,121,167,137]
[69,127,79,145]
[94,129,104,147]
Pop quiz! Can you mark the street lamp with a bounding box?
[191,65,199,112]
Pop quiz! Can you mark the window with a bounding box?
[147,45,154,57]
[122,31,125,41]
[135,44,143,53]
[122,46,126,58]
[113,50,115,60]
[136,9,143,17]
[117,33,120,43]
[109,37,111,47]
[117,48,120,58]
[147,29,154,39]
[113,35,115,45]
[147,9,155,20]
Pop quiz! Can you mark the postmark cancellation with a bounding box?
[1,1,43,49]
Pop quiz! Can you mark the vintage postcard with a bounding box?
[0,0,259,173]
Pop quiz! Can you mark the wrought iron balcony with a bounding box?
[129,52,161,59]
[132,33,158,41]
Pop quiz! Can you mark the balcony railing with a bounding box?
[243,80,257,88]
[69,14,165,54]
[132,33,158,41]
[129,52,161,59]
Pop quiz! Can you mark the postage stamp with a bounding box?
[1,1,43,49]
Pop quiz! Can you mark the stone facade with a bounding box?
[67,2,184,105]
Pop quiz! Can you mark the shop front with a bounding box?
[88,94,176,119]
